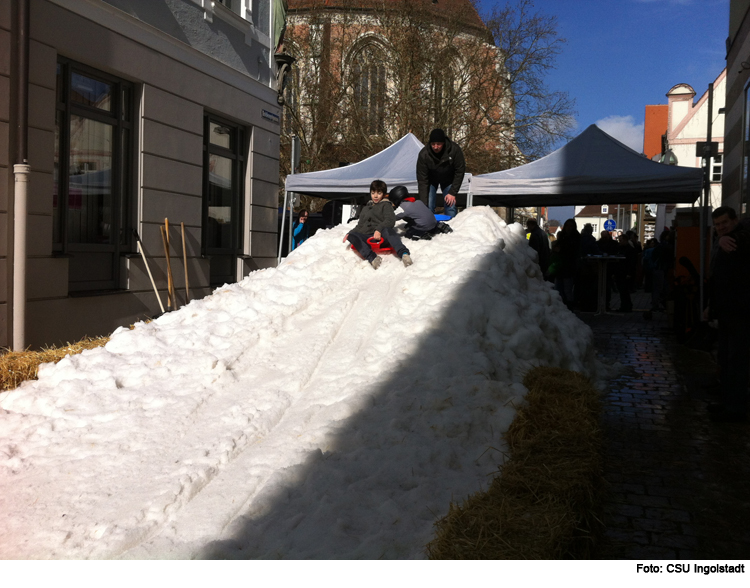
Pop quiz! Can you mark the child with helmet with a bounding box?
[389,185,453,240]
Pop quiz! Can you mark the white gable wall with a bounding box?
[667,70,726,210]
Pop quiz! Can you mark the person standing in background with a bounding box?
[704,206,750,422]
[526,218,550,275]
[292,210,310,250]
[555,219,581,309]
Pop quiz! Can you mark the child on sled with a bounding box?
[343,180,413,269]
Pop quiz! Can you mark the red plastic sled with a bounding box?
[350,237,395,258]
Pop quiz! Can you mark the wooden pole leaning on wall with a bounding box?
[160,223,174,311]
[133,229,165,314]
[181,222,190,303]
[164,218,177,309]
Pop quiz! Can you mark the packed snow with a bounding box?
[0,207,603,559]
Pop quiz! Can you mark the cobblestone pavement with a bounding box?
[578,291,750,560]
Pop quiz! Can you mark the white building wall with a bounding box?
[667,70,726,211]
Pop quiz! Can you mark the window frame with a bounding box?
[711,153,723,183]
[202,114,247,286]
[54,58,134,292]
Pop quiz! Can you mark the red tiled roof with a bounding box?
[288,0,485,30]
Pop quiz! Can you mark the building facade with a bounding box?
[2,0,283,349]
[643,69,726,231]
[663,71,726,212]
[282,0,517,184]
[724,0,750,216]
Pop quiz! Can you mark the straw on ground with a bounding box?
[426,366,605,559]
[0,337,109,392]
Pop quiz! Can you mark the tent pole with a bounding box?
[278,190,289,265]
[279,136,300,264]
[288,191,293,254]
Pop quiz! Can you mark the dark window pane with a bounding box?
[206,154,234,249]
[71,72,112,112]
[53,110,62,245]
[120,127,131,246]
[68,115,113,244]
[252,0,270,37]
[122,87,131,122]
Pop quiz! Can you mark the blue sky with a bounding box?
[474,0,729,221]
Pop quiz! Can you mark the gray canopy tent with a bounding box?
[471,124,709,314]
[280,133,470,261]
[470,125,704,206]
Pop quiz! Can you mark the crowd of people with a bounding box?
[526,217,676,314]
[526,207,750,423]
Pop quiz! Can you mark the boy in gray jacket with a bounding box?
[344,180,413,269]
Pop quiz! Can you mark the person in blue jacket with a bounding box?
[292,210,310,250]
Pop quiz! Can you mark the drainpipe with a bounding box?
[699,83,714,318]
[13,0,31,351]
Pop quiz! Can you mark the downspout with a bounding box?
[13,0,31,350]
[699,82,714,318]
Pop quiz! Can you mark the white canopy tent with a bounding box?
[470,125,704,206]
[284,133,471,199]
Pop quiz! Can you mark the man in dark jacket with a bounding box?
[416,128,465,218]
[526,218,550,275]
[614,234,637,312]
[555,219,581,309]
[705,206,750,422]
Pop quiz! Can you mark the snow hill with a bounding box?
[0,207,600,559]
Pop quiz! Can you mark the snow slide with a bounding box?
[0,207,599,559]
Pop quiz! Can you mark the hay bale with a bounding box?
[426,365,605,559]
[0,337,109,392]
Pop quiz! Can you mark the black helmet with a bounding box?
[389,185,409,207]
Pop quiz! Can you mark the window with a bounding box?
[252,0,270,38]
[216,0,239,11]
[203,116,246,287]
[54,59,133,292]
[351,43,386,136]
[432,54,461,134]
[711,154,723,183]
